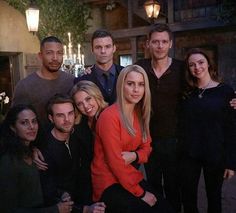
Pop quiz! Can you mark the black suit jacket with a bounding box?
[74,64,123,105]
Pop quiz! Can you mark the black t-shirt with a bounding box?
[136,58,186,140]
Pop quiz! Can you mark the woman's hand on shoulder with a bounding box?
[32,147,48,170]
[141,191,157,207]
[229,94,236,109]
[83,65,93,75]
[121,151,137,165]
[224,169,235,179]
[83,202,106,213]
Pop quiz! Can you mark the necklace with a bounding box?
[198,80,212,99]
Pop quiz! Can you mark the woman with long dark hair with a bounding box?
[179,48,236,213]
[0,105,72,213]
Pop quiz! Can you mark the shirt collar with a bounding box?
[95,64,116,77]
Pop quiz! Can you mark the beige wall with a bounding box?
[0,0,39,53]
[0,0,40,80]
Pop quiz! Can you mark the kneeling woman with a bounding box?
[91,65,173,213]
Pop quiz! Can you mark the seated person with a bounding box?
[39,94,105,213]
[0,104,72,213]
[91,65,174,213]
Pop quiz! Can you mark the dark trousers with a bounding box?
[100,182,174,213]
[145,138,181,212]
[180,156,224,213]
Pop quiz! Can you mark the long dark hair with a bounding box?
[0,104,39,160]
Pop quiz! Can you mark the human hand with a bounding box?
[61,192,71,202]
[32,147,48,170]
[83,66,93,75]
[224,169,235,179]
[57,200,74,213]
[141,191,157,207]
[84,202,106,213]
[229,95,236,109]
[121,151,137,165]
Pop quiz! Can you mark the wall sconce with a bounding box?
[25,0,39,34]
[144,0,160,23]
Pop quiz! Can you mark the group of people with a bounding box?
[0,23,235,213]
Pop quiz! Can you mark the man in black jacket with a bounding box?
[74,29,123,105]
[40,94,106,213]
[136,24,185,213]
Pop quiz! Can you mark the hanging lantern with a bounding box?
[144,0,161,20]
[25,0,39,34]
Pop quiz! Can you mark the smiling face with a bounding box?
[92,36,116,66]
[188,53,211,81]
[39,42,64,73]
[123,71,145,105]
[11,109,38,146]
[147,31,172,61]
[74,90,99,118]
[49,103,75,133]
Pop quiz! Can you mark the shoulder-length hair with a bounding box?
[70,80,108,124]
[0,104,38,159]
[116,65,151,141]
[185,48,219,87]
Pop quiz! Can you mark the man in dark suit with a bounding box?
[74,29,123,105]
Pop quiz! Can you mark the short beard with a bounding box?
[54,124,73,134]
[43,63,62,73]
[46,66,61,73]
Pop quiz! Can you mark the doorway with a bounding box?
[0,56,12,112]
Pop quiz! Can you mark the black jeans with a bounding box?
[180,156,224,213]
[145,138,181,212]
[100,181,174,213]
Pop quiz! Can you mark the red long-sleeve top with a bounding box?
[91,104,152,201]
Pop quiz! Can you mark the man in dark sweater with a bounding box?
[40,94,106,213]
[12,36,75,128]
[74,29,123,105]
[136,24,185,213]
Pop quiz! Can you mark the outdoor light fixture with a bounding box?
[144,0,160,21]
[25,0,39,34]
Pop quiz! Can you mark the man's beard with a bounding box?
[54,123,74,133]
[44,62,62,73]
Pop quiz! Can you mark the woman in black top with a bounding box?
[71,80,108,205]
[0,105,71,213]
[179,48,236,213]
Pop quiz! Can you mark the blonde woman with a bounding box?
[71,80,108,129]
[71,80,108,206]
[91,65,173,213]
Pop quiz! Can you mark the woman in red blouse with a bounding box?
[91,65,173,213]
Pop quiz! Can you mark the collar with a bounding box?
[95,64,116,77]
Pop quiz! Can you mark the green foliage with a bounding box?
[4,0,92,45]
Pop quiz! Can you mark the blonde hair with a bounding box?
[116,65,151,141]
[70,80,108,124]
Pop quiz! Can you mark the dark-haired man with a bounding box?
[136,23,185,212]
[40,94,106,213]
[137,24,236,213]
[74,29,123,105]
[12,36,75,127]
